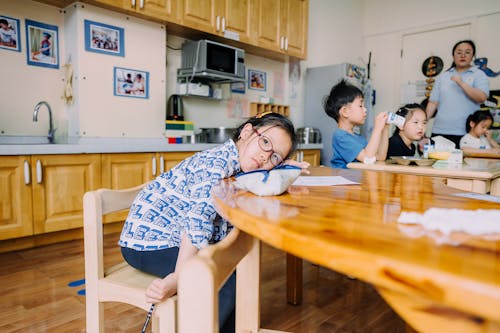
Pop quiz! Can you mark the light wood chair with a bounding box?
[83,186,176,333]
[178,228,261,333]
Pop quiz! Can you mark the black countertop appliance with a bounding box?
[166,94,184,121]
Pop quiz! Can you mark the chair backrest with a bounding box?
[83,185,176,333]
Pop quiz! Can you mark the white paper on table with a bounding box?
[292,176,359,186]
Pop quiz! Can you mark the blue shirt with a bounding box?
[331,129,367,169]
[119,140,240,251]
[430,66,489,135]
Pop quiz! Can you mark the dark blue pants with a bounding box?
[121,246,235,333]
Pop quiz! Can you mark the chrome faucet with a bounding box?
[33,101,56,144]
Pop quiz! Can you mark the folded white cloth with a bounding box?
[398,208,500,235]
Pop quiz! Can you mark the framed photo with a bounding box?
[114,66,149,99]
[248,69,266,91]
[84,20,124,57]
[0,15,20,52]
[231,81,245,94]
[25,19,59,69]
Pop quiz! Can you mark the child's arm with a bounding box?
[145,232,198,303]
[486,131,500,149]
[356,112,388,162]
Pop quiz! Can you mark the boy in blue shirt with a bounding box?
[324,79,389,168]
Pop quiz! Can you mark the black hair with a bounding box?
[392,103,426,134]
[0,19,8,26]
[323,79,364,123]
[232,112,297,159]
[448,39,476,70]
[465,110,493,133]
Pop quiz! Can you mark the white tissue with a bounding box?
[398,208,500,235]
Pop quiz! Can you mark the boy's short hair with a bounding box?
[323,79,364,122]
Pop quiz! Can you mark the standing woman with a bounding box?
[425,40,489,148]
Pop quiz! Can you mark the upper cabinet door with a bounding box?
[181,0,218,33]
[92,0,180,22]
[139,0,180,22]
[281,0,308,58]
[252,0,282,51]
[221,0,252,43]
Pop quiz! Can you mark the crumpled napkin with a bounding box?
[398,208,500,235]
[234,165,302,196]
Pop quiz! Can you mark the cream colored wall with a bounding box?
[165,35,287,131]
[361,0,500,116]
[0,0,65,139]
[67,3,166,140]
[0,1,288,140]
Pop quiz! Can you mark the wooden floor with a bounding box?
[0,232,407,332]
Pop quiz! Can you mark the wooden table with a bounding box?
[211,167,500,333]
[348,157,500,196]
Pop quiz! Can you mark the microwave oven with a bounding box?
[179,40,245,81]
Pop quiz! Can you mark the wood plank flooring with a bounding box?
[0,232,407,332]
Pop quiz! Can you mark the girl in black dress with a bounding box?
[386,103,428,159]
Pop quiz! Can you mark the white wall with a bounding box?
[305,0,364,68]
[0,0,65,139]
[362,0,500,116]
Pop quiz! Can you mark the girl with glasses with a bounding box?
[118,112,309,333]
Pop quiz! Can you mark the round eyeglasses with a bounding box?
[253,127,284,166]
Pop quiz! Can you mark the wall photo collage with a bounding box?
[1,13,149,99]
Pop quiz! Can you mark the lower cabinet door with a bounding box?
[32,154,101,234]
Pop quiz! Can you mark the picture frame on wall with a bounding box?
[248,69,266,91]
[25,19,59,69]
[231,81,245,94]
[0,14,21,52]
[114,66,149,99]
[84,19,124,57]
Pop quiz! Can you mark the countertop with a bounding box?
[0,137,323,155]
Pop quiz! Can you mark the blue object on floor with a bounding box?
[68,278,86,296]
[68,278,85,287]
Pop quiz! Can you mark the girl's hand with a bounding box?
[145,274,177,303]
[485,130,493,140]
[283,159,311,174]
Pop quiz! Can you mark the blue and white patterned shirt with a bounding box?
[118,140,240,251]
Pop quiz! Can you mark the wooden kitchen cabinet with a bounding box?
[294,149,320,166]
[158,151,194,171]
[82,0,181,23]
[181,0,252,43]
[0,156,33,240]
[280,0,308,58]
[32,154,101,234]
[252,0,308,59]
[0,154,101,238]
[101,153,156,190]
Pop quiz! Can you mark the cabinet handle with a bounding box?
[152,156,157,176]
[216,16,220,31]
[36,159,42,183]
[160,156,165,174]
[24,160,31,185]
[221,17,226,32]
[131,0,136,8]
[139,0,144,9]
[285,37,289,50]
